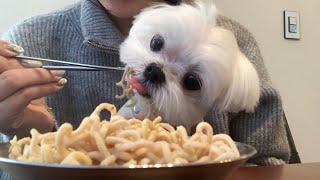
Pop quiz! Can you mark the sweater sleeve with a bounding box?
[216,16,291,165]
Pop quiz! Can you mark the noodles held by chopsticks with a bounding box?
[116,67,136,107]
[9,103,240,166]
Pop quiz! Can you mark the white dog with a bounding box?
[119,0,260,130]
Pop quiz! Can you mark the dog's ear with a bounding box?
[194,0,218,26]
[217,51,261,113]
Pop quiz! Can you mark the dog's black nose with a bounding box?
[144,63,165,84]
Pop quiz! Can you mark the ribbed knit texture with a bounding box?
[0,0,290,179]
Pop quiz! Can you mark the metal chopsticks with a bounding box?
[15,55,126,71]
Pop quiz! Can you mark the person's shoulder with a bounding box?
[3,2,81,45]
[31,3,79,21]
[15,2,80,31]
[216,15,257,47]
[216,15,271,83]
[216,15,251,35]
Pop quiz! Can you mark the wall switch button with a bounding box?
[284,11,300,40]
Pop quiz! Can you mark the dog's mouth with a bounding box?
[128,77,150,98]
[126,63,165,99]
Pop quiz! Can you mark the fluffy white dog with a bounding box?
[119,0,260,130]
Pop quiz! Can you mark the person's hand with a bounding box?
[0,40,67,138]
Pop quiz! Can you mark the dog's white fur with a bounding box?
[119,0,260,129]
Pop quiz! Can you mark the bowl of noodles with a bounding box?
[0,103,256,180]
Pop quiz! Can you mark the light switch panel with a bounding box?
[284,11,300,40]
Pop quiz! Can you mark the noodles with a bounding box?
[116,67,137,107]
[8,103,240,166]
[115,66,160,118]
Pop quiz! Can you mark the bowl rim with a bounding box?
[0,142,257,169]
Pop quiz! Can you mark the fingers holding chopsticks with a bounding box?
[0,40,67,133]
[0,40,24,57]
[0,68,66,101]
[0,81,65,120]
[0,71,66,132]
[0,40,25,73]
[0,56,24,73]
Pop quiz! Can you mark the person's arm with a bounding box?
[217,16,290,165]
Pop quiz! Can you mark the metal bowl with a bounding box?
[0,142,256,180]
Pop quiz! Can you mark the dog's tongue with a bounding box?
[129,77,148,95]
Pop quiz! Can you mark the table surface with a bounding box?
[229,163,320,180]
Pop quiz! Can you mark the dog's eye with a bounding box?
[164,0,181,5]
[150,34,164,52]
[183,73,202,91]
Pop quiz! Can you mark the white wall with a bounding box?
[215,0,320,163]
[0,0,77,34]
